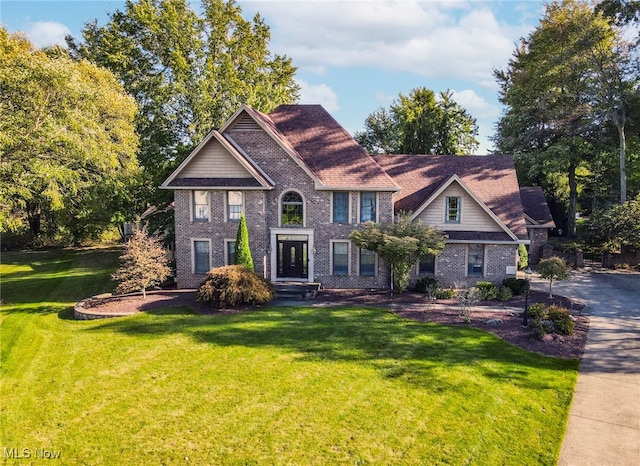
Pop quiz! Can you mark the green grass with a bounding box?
[1,248,578,464]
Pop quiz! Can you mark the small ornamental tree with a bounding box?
[234,214,254,271]
[518,244,529,270]
[350,213,446,292]
[538,256,570,298]
[111,229,171,299]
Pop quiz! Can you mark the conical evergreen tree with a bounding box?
[234,215,254,271]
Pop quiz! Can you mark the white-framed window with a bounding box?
[359,248,376,276]
[192,239,211,274]
[446,196,461,223]
[418,254,435,274]
[467,244,484,277]
[225,240,236,265]
[227,191,243,222]
[359,192,377,222]
[193,190,210,222]
[332,192,349,223]
[331,240,350,276]
[281,191,304,226]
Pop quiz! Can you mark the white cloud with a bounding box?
[26,21,71,48]
[247,1,531,88]
[451,89,500,120]
[297,79,340,111]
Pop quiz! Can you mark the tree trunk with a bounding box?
[618,120,626,204]
[549,277,554,298]
[26,202,41,237]
[567,161,578,238]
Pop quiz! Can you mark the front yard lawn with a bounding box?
[1,248,577,464]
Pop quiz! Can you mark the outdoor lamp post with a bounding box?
[523,267,532,326]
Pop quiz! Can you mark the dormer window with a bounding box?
[281,191,303,225]
[446,196,461,223]
[193,191,209,222]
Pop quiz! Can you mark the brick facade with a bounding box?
[167,105,527,291]
[527,228,548,265]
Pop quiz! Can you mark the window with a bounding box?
[281,191,303,225]
[360,192,377,222]
[332,192,349,223]
[332,242,349,276]
[467,244,484,276]
[193,191,209,222]
[446,196,461,223]
[359,248,376,276]
[419,254,435,274]
[193,240,210,274]
[226,241,236,265]
[227,191,243,221]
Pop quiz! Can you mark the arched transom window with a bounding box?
[281,191,304,225]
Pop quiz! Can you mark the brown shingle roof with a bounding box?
[373,154,529,240]
[266,105,399,190]
[520,186,555,227]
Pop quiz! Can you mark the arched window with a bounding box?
[281,191,304,225]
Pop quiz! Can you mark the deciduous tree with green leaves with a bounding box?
[538,257,571,298]
[494,0,639,233]
[585,193,640,251]
[0,28,139,243]
[350,213,446,293]
[68,0,299,221]
[355,87,479,155]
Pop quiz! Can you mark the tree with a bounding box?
[350,213,447,292]
[537,257,571,298]
[68,0,299,220]
[355,87,479,155]
[518,244,529,270]
[494,0,629,236]
[112,229,172,299]
[0,28,139,243]
[234,214,254,271]
[585,193,640,251]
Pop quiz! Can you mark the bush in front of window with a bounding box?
[414,277,439,293]
[196,265,274,309]
[475,281,498,300]
[502,278,528,296]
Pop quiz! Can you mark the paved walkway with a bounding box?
[530,269,640,466]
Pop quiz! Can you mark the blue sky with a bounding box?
[1,0,546,153]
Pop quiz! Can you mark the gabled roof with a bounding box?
[160,130,273,190]
[520,186,556,228]
[373,154,529,241]
[223,105,399,191]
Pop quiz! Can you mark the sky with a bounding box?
[1,0,547,153]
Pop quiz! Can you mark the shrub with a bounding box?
[476,281,498,300]
[502,278,528,296]
[526,303,548,320]
[497,286,513,302]
[547,305,575,336]
[196,265,274,309]
[234,215,254,271]
[435,288,456,299]
[415,277,439,293]
[531,319,555,340]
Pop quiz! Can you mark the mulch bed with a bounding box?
[79,288,588,360]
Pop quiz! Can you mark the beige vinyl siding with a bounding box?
[416,183,502,232]
[180,139,251,178]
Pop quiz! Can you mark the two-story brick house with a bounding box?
[161,104,530,289]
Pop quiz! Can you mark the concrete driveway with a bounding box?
[530,269,640,466]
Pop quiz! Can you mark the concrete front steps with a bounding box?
[273,282,321,301]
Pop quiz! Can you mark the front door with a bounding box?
[277,237,308,279]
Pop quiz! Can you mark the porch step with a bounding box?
[273,282,321,301]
